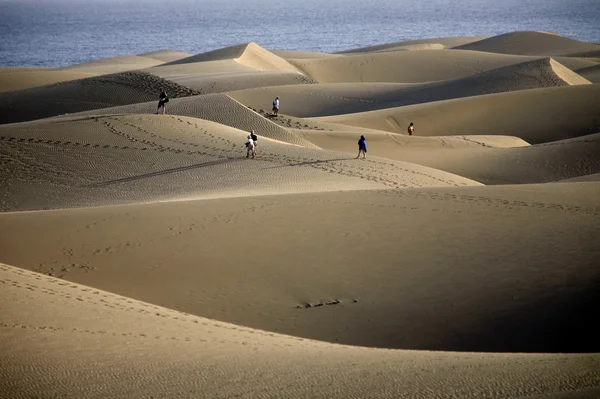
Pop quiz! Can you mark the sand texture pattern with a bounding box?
[1,31,599,398]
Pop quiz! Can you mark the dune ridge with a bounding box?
[316,84,600,144]
[228,57,588,118]
[455,31,600,56]
[0,71,201,125]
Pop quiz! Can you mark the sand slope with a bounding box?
[577,64,600,83]
[338,36,487,53]
[228,58,588,118]
[0,113,479,211]
[163,42,302,74]
[455,31,600,56]
[1,182,599,353]
[0,71,200,125]
[305,131,600,184]
[289,48,597,84]
[138,49,192,63]
[317,84,600,144]
[59,55,165,74]
[72,94,320,147]
[0,69,98,93]
[148,43,315,94]
[2,262,599,398]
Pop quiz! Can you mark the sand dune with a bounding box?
[577,64,600,83]
[455,31,600,56]
[164,42,302,74]
[138,49,192,63]
[228,58,588,118]
[1,182,599,353]
[559,173,600,183]
[304,131,600,184]
[2,263,599,398]
[289,48,596,84]
[0,69,98,93]
[338,36,487,53]
[0,71,200,125]
[147,43,314,93]
[270,49,343,59]
[59,55,165,74]
[0,113,479,211]
[72,93,320,147]
[317,84,600,144]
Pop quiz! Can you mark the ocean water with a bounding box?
[0,0,599,67]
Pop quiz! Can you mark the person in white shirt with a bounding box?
[245,134,256,158]
[272,96,279,116]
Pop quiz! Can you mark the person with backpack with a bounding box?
[245,134,256,159]
[272,96,279,116]
[408,122,414,136]
[250,130,258,155]
[155,89,169,114]
[356,135,367,159]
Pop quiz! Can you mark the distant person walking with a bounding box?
[245,134,256,159]
[356,135,367,159]
[250,129,258,155]
[156,89,169,114]
[408,122,414,136]
[272,96,279,116]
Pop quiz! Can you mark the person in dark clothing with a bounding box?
[156,89,168,114]
[356,135,367,159]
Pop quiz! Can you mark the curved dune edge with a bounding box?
[557,173,600,183]
[302,131,600,185]
[2,228,600,398]
[1,183,599,352]
[163,42,302,74]
[0,113,481,211]
[337,36,487,54]
[228,57,586,118]
[71,94,319,147]
[59,55,166,74]
[0,70,202,125]
[0,70,99,93]
[315,84,600,144]
[454,31,600,56]
[137,49,193,63]
[549,59,592,85]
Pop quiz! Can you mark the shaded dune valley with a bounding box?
[1,31,600,398]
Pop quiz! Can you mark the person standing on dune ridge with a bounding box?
[408,122,414,136]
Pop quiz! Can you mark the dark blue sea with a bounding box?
[1,0,599,67]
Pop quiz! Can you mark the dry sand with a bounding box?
[316,84,600,144]
[228,57,590,118]
[455,31,600,56]
[1,31,599,398]
[0,68,99,93]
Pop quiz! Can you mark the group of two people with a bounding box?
[356,122,415,159]
[245,130,259,158]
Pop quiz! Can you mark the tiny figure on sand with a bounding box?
[245,133,256,159]
[155,89,169,114]
[408,122,414,136]
[356,135,367,159]
[272,96,279,116]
